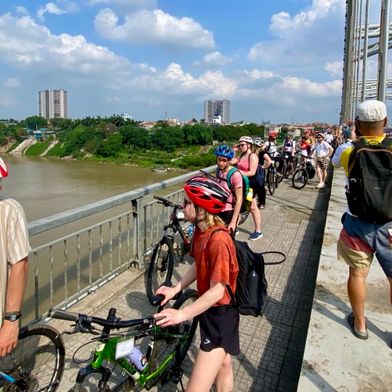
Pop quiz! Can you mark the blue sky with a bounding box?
[0,1,386,124]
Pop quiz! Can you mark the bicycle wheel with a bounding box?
[146,236,175,305]
[267,170,276,195]
[292,169,308,189]
[0,324,65,391]
[277,162,285,183]
[152,289,198,386]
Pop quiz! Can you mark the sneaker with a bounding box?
[316,182,325,189]
[248,231,263,240]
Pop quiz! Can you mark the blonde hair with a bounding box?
[195,206,225,227]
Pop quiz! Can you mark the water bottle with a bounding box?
[187,224,194,238]
[246,187,253,202]
[127,346,147,371]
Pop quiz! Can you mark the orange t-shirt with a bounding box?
[190,225,239,306]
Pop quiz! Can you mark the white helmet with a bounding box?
[239,136,253,144]
[0,157,8,179]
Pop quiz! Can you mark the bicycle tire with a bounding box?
[267,170,276,195]
[146,236,175,305]
[0,324,65,392]
[277,162,285,183]
[292,168,308,189]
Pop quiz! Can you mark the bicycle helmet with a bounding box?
[268,130,278,139]
[184,175,229,214]
[253,137,263,146]
[0,157,8,179]
[238,136,253,145]
[214,144,234,159]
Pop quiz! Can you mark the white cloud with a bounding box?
[248,0,345,67]
[105,95,122,103]
[37,1,79,20]
[324,61,342,76]
[4,77,20,88]
[94,8,215,49]
[193,51,231,67]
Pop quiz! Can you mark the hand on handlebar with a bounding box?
[155,285,179,306]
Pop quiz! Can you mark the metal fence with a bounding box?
[26,166,214,322]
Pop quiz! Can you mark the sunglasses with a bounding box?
[216,157,229,163]
[238,143,248,147]
[183,199,192,207]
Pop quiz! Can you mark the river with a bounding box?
[2,155,180,222]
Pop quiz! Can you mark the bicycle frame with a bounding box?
[75,323,188,389]
[0,370,28,390]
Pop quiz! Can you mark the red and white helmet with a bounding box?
[268,130,278,139]
[184,176,229,214]
[0,157,8,179]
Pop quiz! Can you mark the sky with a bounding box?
[0,0,388,124]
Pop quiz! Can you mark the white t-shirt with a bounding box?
[264,141,278,157]
[0,196,31,323]
[313,141,332,158]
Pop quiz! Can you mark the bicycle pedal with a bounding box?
[170,367,184,383]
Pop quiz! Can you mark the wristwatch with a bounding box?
[4,311,22,322]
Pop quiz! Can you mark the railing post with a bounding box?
[132,197,143,268]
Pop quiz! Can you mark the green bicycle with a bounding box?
[49,289,198,391]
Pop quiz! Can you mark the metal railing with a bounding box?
[26,166,215,322]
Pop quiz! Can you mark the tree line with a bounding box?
[0,115,266,165]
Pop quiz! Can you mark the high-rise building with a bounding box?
[204,99,230,124]
[39,89,68,120]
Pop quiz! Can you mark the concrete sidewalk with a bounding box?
[298,168,392,391]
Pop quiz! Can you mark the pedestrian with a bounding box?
[232,136,263,240]
[332,99,392,346]
[0,157,31,357]
[214,144,243,232]
[254,139,272,209]
[312,132,333,188]
[154,176,239,392]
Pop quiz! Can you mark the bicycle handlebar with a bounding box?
[49,309,154,331]
[154,195,180,208]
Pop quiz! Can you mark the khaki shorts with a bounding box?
[315,157,329,171]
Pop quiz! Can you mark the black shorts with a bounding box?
[199,305,240,355]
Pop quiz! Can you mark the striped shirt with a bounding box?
[0,195,31,323]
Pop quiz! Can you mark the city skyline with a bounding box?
[0,1,390,124]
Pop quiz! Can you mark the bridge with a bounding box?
[25,165,391,391]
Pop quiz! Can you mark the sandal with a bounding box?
[347,312,368,340]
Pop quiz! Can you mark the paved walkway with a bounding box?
[49,173,331,391]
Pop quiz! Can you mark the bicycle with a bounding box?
[0,324,65,391]
[146,195,192,305]
[292,154,315,189]
[281,151,297,178]
[266,160,279,195]
[50,289,199,391]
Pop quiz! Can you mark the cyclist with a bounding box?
[155,176,239,392]
[282,133,296,173]
[232,136,263,240]
[214,145,243,232]
[0,157,31,357]
[254,139,272,208]
[263,130,284,176]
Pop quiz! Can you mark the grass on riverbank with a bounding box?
[25,141,51,156]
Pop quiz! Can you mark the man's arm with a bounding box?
[0,257,28,357]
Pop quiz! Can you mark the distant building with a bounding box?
[39,89,68,120]
[204,100,230,124]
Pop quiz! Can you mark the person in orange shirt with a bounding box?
[155,176,239,392]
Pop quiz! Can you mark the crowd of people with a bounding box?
[1,99,391,392]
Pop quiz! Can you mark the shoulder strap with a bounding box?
[226,167,238,190]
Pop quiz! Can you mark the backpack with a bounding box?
[206,229,286,317]
[216,167,252,213]
[346,136,392,224]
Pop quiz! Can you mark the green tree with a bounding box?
[120,125,150,148]
[97,133,123,157]
[24,116,47,130]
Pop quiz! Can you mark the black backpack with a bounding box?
[346,136,392,224]
[206,229,286,317]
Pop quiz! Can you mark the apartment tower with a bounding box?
[204,99,230,124]
[39,89,68,120]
